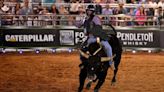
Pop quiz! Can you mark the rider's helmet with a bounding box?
[86,4,95,13]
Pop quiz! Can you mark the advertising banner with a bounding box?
[117,30,160,48]
[0,30,2,47]
[2,29,60,47]
[160,30,164,48]
[59,30,74,45]
[0,28,162,49]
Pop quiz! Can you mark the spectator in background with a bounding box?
[56,0,65,9]
[19,0,33,26]
[127,8,135,26]
[13,2,21,26]
[146,0,158,9]
[145,0,157,19]
[59,5,69,15]
[69,0,80,14]
[32,6,40,26]
[95,2,102,14]
[102,4,113,24]
[158,0,164,9]
[116,3,127,26]
[135,6,147,25]
[50,4,59,25]
[106,0,115,3]
[116,3,127,14]
[38,2,43,13]
[117,0,126,4]
[146,7,154,25]
[14,2,21,15]
[154,6,163,25]
[75,5,85,23]
[102,4,113,15]
[19,0,32,15]
[1,5,13,25]
[58,5,69,25]
[0,1,4,15]
[50,4,59,14]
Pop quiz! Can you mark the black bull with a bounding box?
[78,34,123,92]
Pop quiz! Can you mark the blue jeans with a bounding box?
[87,36,113,65]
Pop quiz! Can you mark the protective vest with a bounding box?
[83,15,109,41]
[83,15,95,35]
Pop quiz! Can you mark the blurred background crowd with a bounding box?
[0,0,163,27]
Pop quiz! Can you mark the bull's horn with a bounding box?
[93,43,102,56]
[79,50,89,59]
[101,54,116,62]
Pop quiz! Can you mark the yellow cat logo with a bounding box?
[7,38,16,42]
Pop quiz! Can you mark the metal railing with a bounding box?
[2,2,164,8]
[0,14,163,27]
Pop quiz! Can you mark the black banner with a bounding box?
[0,28,162,48]
[2,29,60,47]
[0,29,2,47]
[116,30,160,48]
[160,30,164,48]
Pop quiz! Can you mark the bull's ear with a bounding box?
[101,54,116,62]
[79,50,89,59]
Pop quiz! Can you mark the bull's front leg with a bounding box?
[78,66,87,92]
[94,71,107,92]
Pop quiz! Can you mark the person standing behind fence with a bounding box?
[1,5,13,26]
[95,2,102,14]
[13,2,21,26]
[58,5,69,25]
[115,3,127,26]
[50,4,59,25]
[135,5,147,26]
[154,6,163,26]
[102,4,113,25]
[19,0,33,26]
[69,0,80,15]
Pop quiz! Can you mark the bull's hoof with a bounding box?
[111,79,116,86]
[111,81,116,86]
[94,89,99,92]
[86,81,92,90]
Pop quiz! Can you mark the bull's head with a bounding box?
[79,42,115,80]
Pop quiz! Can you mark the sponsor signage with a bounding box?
[0,28,162,48]
[5,34,55,42]
[75,30,87,45]
[2,29,60,47]
[117,30,160,47]
[60,30,74,45]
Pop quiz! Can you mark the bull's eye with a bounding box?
[91,67,94,70]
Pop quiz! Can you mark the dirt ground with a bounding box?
[0,51,164,92]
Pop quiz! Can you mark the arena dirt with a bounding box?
[0,52,164,92]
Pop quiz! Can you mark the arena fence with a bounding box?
[0,15,164,27]
[0,26,164,52]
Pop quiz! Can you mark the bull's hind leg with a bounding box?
[111,52,122,85]
[78,67,87,92]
